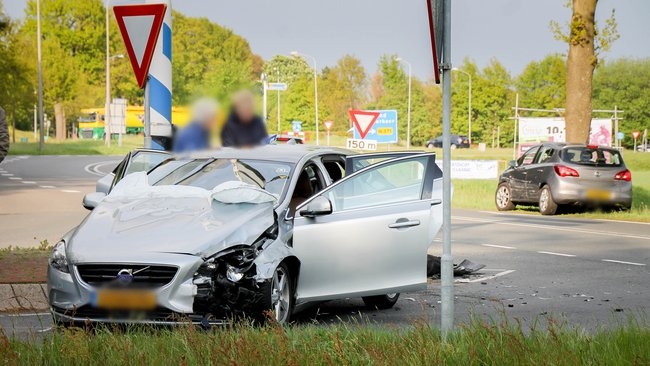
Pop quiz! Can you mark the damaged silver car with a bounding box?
[48,145,443,325]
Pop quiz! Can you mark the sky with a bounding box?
[5,0,650,79]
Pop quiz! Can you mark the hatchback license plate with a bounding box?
[92,289,156,310]
[585,189,612,201]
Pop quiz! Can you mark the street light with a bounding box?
[291,51,319,145]
[105,0,111,146]
[452,68,472,147]
[396,57,412,149]
[36,0,44,151]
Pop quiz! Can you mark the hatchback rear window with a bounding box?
[561,147,623,167]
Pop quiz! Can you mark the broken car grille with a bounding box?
[76,264,178,288]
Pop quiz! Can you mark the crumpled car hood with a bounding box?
[67,186,275,264]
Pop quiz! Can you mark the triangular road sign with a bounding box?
[113,4,167,89]
[349,110,380,139]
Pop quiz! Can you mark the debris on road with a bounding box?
[426,255,486,278]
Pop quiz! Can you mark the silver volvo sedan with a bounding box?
[48,145,443,325]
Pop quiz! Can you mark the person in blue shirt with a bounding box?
[173,98,219,153]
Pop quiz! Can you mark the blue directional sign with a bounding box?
[353,109,398,143]
[292,120,302,133]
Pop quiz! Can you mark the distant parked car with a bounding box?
[636,143,650,152]
[495,143,632,215]
[426,135,470,149]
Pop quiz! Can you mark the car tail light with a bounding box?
[554,165,579,177]
[614,169,631,181]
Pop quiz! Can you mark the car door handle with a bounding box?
[388,220,421,229]
[431,199,442,206]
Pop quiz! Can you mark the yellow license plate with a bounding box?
[93,289,157,310]
[585,189,612,201]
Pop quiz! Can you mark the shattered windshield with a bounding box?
[149,158,293,196]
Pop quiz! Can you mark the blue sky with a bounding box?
[5,0,649,79]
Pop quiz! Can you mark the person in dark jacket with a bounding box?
[221,90,268,148]
[0,107,9,163]
[173,97,219,153]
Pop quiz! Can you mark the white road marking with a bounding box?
[84,160,120,177]
[61,189,80,193]
[1,173,13,176]
[8,177,22,180]
[537,251,576,257]
[481,210,650,226]
[21,181,36,184]
[39,185,56,189]
[602,259,646,266]
[456,269,516,283]
[481,244,516,250]
[454,216,650,241]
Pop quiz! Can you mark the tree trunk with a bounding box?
[54,103,66,140]
[565,0,597,144]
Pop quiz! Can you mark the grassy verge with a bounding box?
[8,131,141,156]
[2,320,650,364]
[0,245,50,284]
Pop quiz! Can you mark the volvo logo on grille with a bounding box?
[116,269,134,284]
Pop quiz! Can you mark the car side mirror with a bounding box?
[299,196,332,218]
[96,173,114,194]
[83,192,106,211]
[508,160,517,169]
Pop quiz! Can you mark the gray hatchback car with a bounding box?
[495,143,632,215]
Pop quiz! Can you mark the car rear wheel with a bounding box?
[539,186,558,215]
[362,293,400,310]
[495,183,515,211]
[269,262,293,324]
[427,143,434,149]
[450,144,457,150]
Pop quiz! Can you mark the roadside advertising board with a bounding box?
[436,160,499,180]
[518,118,613,156]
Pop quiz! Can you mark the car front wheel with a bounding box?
[539,186,558,215]
[427,143,434,149]
[362,293,400,310]
[269,262,294,324]
[495,183,515,211]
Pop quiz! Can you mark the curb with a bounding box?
[0,283,48,312]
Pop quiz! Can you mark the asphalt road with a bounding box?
[1,155,649,338]
[0,155,121,248]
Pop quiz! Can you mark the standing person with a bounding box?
[0,107,9,163]
[221,90,268,148]
[172,97,220,153]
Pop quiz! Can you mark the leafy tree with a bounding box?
[263,55,313,134]
[593,58,650,147]
[516,54,566,111]
[551,0,619,143]
[320,55,367,134]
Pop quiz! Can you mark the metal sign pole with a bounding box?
[144,80,152,149]
[440,0,454,340]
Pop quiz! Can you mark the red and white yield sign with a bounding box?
[323,120,333,130]
[113,4,167,88]
[348,110,380,139]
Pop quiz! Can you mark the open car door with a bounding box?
[293,153,440,302]
[97,149,171,194]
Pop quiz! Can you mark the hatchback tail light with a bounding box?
[614,169,632,181]
[554,165,580,177]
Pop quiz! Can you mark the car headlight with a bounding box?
[49,241,69,273]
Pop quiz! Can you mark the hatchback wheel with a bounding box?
[450,144,457,150]
[363,293,400,310]
[495,183,515,211]
[427,143,434,149]
[270,263,293,324]
[538,186,558,215]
